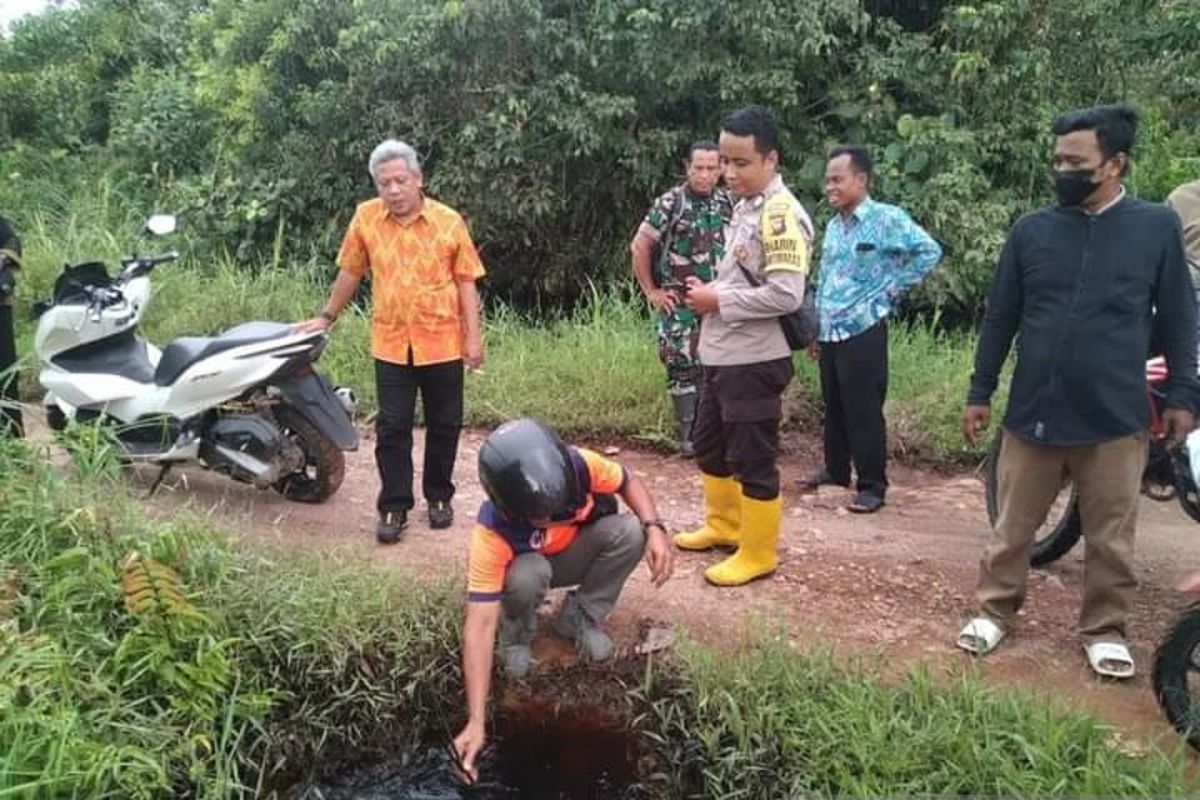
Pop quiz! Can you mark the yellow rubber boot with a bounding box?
[704,494,781,586]
[673,474,741,551]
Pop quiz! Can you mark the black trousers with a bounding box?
[692,358,793,500]
[819,320,888,496]
[375,356,464,513]
[0,305,22,437]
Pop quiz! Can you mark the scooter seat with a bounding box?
[154,321,294,387]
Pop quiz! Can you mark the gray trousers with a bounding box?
[499,513,645,647]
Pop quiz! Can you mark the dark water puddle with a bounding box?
[301,699,641,799]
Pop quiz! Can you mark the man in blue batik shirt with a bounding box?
[801,145,942,512]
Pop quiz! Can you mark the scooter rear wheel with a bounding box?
[1153,604,1200,751]
[272,407,345,503]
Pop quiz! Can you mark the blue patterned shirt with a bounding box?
[816,197,942,342]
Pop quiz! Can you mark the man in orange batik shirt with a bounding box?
[298,139,485,543]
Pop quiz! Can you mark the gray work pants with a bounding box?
[499,513,645,646]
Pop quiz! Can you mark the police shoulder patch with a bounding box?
[760,193,809,275]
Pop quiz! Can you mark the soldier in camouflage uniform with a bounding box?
[631,141,734,455]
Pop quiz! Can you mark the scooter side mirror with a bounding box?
[144,214,177,237]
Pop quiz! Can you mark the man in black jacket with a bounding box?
[0,214,21,437]
[957,105,1198,678]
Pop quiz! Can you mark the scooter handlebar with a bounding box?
[119,250,179,279]
[147,250,180,266]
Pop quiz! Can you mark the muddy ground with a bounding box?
[103,421,1200,759]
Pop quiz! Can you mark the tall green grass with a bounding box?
[2,147,1004,461]
[9,218,1002,464]
[644,638,1188,798]
[0,432,461,797]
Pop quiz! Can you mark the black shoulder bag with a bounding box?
[736,264,819,351]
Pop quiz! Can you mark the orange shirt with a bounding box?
[336,196,485,366]
[466,447,629,602]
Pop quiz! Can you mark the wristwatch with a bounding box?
[319,309,337,324]
[641,518,667,535]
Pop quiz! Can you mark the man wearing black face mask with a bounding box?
[958,105,1198,680]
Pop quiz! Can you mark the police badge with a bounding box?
[769,212,787,236]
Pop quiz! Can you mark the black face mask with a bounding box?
[1053,158,1112,207]
[1053,168,1102,207]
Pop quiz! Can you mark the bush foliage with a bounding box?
[2,0,1198,314]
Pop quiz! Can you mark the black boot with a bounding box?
[671,391,698,457]
[0,304,22,438]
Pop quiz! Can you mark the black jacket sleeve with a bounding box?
[968,224,1023,406]
[1156,215,1199,413]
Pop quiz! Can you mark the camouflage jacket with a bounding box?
[638,185,733,290]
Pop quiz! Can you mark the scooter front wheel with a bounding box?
[272,407,345,503]
[1153,605,1200,751]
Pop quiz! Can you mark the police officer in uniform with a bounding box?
[676,106,813,587]
[0,214,22,437]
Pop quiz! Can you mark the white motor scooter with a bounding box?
[34,214,358,502]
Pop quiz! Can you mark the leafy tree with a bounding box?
[2,0,1197,315]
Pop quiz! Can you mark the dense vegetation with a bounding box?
[3,0,1198,316]
[0,433,462,797]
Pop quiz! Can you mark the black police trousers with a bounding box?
[692,357,794,500]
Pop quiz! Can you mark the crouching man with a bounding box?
[452,418,674,782]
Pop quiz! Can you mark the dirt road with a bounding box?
[134,425,1200,757]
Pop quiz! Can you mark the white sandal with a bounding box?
[1083,640,1135,679]
[956,617,1006,655]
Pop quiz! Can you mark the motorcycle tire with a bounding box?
[272,406,345,504]
[1152,604,1200,752]
[1172,450,1200,524]
[984,429,1083,568]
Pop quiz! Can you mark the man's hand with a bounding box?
[646,288,677,316]
[1164,407,1196,449]
[683,277,719,315]
[643,524,674,588]
[963,404,990,445]
[294,316,332,335]
[464,332,485,370]
[452,721,485,785]
[807,341,820,362]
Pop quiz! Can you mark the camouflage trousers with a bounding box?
[656,308,701,395]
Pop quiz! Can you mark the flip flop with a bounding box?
[1083,640,1135,679]
[956,617,1006,655]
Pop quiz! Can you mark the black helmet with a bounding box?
[478,418,582,523]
